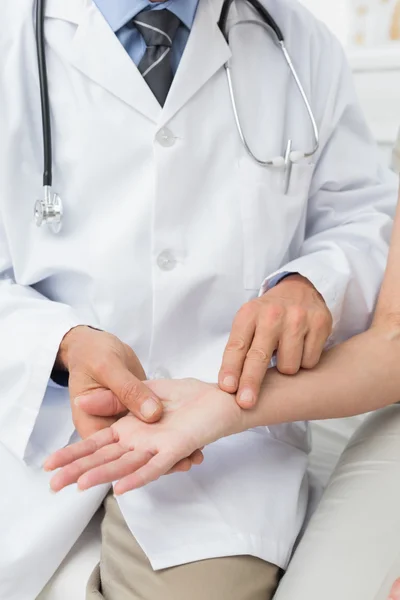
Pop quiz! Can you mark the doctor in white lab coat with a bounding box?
[0,0,397,598]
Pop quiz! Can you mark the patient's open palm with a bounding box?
[45,379,242,495]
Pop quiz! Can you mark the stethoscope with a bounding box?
[34,0,319,233]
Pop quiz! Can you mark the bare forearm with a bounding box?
[241,188,400,430]
[374,189,400,320]
[242,327,400,430]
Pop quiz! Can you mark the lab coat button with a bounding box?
[156,128,176,147]
[157,250,177,271]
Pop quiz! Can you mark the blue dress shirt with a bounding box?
[93,0,199,73]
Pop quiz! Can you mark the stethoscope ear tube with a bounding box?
[218,0,284,42]
[35,0,63,232]
[221,0,320,188]
[33,0,319,227]
[35,0,52,187]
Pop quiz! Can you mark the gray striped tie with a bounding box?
[133,10,181,106]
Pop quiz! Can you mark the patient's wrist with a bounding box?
[235,393,267,431]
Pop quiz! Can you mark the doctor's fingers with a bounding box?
[76,389,127,417]
[72,407,118,441]
[275,312,308,375]
[236,328,279,409]
[218,308,257,394]
[300,312,332,369]
[97,359,163,423]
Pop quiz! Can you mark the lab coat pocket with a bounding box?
[239,159,315,290]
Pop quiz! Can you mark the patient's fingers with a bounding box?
[50,443,126,492]
[44,428,118,472]
[168,458,193,474]
[48,437,206,493]
[114,452,182,495]
[190,449,204,465]
[77,450,154,490]
[168,449,204,473]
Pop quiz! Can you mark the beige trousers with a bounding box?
[86,493,281,600]
[275,405,400,600]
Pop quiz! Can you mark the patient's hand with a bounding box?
[45,379,243,495]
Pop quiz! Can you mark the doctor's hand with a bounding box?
[219,274,332,409]
[45,379,242,494]
[57,326,163,439]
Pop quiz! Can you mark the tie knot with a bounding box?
[133,9,181,48]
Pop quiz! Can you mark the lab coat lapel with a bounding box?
[159,0,231,127]
[43,0,85,23]
[45,0,161,123]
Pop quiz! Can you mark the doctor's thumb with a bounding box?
[105,366,164,423]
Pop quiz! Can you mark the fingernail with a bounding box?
[239,389,254,406]
[74,396,81,407]
[140,398,160,419]
[222,375,237,388]
[77,480,87,492]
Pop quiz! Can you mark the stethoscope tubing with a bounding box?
[34,0,320,230]
[35,0,53,187]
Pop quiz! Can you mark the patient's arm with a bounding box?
[374,190,400,324]
[71,194,400,426]
[257,191,400,425]
[46,320,400,494]
[47,193,400,493]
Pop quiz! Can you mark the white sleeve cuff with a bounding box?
[0,317,83,463]
[259,253,350,333]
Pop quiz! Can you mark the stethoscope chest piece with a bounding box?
[34,186,63,233]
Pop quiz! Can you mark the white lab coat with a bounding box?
[0,0,397,598]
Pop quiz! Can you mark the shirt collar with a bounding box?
[93,0,199,33]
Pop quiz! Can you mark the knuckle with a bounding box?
[313,310,332,331]
[288,306,307,328]
[119,379,142,406]
[264,304,285,324]
[91,356,112,376]
[246,347,270,363]
[237,302,256,321]
[226,337,247,353]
